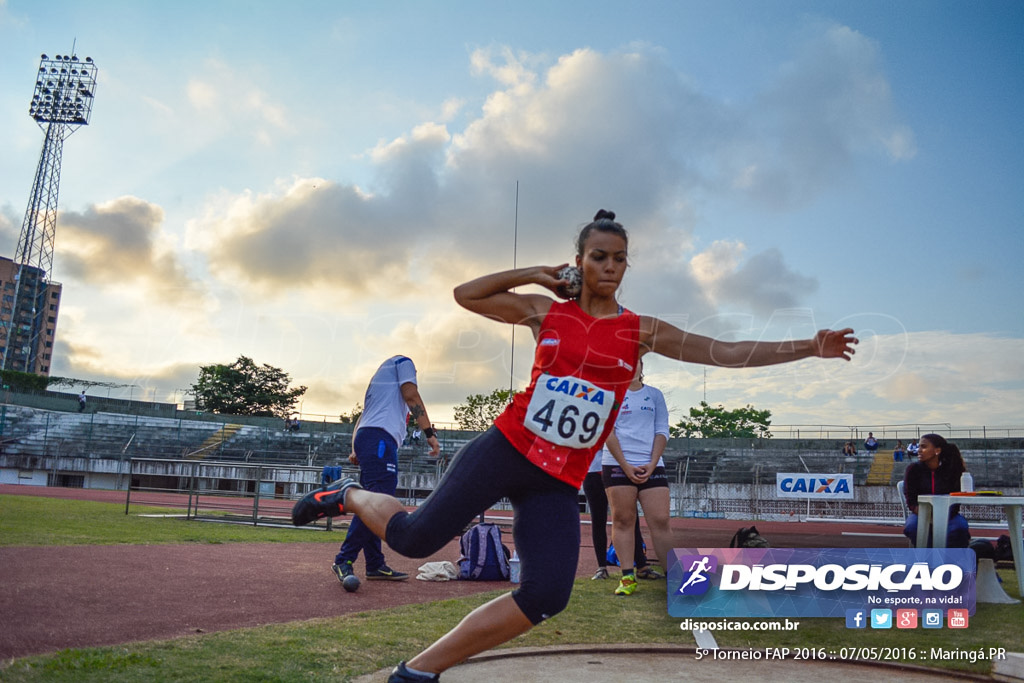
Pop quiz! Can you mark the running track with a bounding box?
[0,485,910,660]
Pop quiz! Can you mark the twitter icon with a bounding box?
[870,609,892,629]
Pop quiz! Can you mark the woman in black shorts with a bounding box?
[601,361,674,595]
[582,450,653,580]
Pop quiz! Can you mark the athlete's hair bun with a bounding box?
[576,208,628,256]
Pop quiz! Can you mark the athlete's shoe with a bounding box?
[591,567,610,580]
[387,661,439,682]
[636,565,664,580]
[331,561,355,582]
[366,565,410,581]
[291,477,361,526]
[615,574,638,596]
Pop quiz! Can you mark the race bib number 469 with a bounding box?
[525,374,614,449]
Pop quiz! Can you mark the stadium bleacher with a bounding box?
[2,404,1021,524]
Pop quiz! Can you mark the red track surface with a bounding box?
[0,485,908,660]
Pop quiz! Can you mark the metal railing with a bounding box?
[124,457,333,528]
[766,424,1024,440]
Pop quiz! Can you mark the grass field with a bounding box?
[1,494,1021,682]
[0,495,343,547]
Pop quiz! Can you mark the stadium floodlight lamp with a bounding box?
[27,53,97,126]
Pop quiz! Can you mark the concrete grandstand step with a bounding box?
[866,452,896,484]
[185,424,244,460]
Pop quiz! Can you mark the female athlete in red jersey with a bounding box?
[293,209,857,682]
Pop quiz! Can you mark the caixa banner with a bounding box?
[776,473,853,499]
[667,548,976,618]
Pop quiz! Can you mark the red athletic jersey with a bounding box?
[495,300,641,488]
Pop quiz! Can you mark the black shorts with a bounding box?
[602,464,669,491]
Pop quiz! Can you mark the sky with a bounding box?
[0,0,1021,432]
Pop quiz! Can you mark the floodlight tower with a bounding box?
[1,52,98,375]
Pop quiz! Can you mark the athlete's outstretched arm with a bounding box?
[639,316,858,367]
[453,265,567,331]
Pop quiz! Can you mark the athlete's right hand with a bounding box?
[537,264,572,295]
[625,463,650,485]
[426,435,441,458]
[348,451,359,466]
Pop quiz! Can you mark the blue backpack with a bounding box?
[606,539,646,567]
[458,523,511,581]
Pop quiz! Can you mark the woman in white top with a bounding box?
[601,360,673,595]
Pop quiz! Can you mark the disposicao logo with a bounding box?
[667,548,976,619]
[676,555,718,596]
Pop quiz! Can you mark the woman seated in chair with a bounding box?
[902,433,970,547]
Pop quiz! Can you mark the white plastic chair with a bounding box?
[896,480,913,546]
[896,480,910,519]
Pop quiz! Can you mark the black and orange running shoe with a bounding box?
[291,477,361,526]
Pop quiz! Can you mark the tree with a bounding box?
[339,402,363,425]
[1,369,49,392]
[191,356,306,418]
[453,388,518,431]
[670,401,772,439]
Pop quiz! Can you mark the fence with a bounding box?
[122,456,452,528]
[124,457,334,528]
[120,457,1022,529]
[4,402,1023,526]
[764,424,1024,440]
[0,404,475,468]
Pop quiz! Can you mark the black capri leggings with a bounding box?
[385,427,580,625]
[582,471,647,569]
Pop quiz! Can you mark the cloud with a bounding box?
[0,0,27,29]
[185,178,432,297]
[184,59,293,145]
[297,328,1024,430]
[618,239,818,339]
[185,30,907,303]
[330,307,524,407]
[697,331,1024,428]
[722,24,917,209]
[870,332,1024,414]
[448,47,705,226]
[0,205,18,256]
[189,45,707,294]
[713,248,819,314]
[54,335,202,403]
[40,26,942,427]
[440,97,465,122]
[55,196,203,301]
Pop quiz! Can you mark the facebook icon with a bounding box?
[845,609,866,629]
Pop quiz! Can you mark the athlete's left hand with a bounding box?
[426,435,441,458]
[815,328,858,361]
[348,451,359,466]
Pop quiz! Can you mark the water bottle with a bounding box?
[509,549,521,583]
[960,471,974,493]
